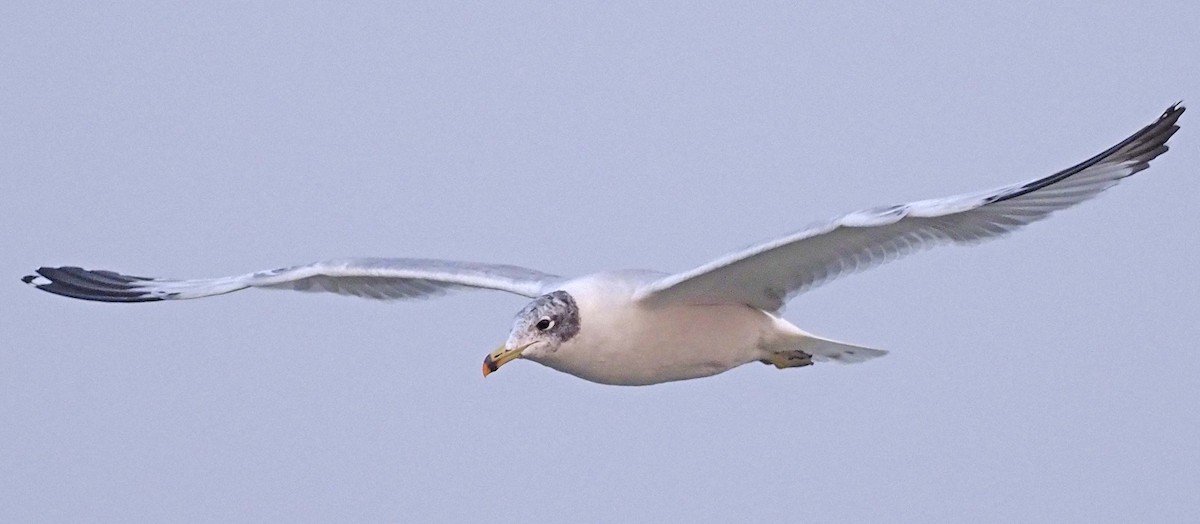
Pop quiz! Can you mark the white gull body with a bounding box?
[23,104,1184,385]
[525,271,862,385]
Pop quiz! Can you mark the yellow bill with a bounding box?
[482,343,529,377]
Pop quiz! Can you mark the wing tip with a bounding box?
[1116,101,1183,166]
[986,102,1184,205]
[23,266,163,303]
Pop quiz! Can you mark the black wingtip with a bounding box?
[1157,102,1185,130]
[24,266,163,302]
[985,102,1185,205]
[1163,101,1185,121]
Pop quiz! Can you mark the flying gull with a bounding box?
[24,104,1184,385]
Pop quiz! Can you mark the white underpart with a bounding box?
[521,272,884,385]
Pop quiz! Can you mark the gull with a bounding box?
[24,104,1183,385]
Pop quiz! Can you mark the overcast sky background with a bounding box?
[3,2,1198,522]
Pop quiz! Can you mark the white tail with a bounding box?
[794,330,887,364]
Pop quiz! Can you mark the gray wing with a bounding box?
[636,104,1184,312]
[23,257,560,303]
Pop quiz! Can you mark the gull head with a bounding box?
[483,290,581,376]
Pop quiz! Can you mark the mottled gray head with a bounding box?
[483,291,581,376]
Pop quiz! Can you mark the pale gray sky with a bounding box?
[3,2,1198,522]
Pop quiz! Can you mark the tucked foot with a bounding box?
[761,350,814,369]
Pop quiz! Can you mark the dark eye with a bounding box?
[535,317,554,331]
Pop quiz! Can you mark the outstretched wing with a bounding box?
[636,104,1184,312]
[23,257,561,303]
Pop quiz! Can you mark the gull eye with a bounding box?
[535,317,554,331]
